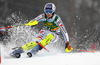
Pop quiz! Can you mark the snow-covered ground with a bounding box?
[1,52,100,65]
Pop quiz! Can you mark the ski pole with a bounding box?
[0,24,24,30]
[76,49,95,53]
[36,41,50,52]
[0,26,13,30]
[0,21,38,30]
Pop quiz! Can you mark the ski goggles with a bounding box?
[45,10,54,14]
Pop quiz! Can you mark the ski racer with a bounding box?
[0,26,6,41]
[10,3,73,58]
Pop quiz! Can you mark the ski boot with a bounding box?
[10,47,23,58]
[27,44,41,57]
[27,52,33,57]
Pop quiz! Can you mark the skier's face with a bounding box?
[46,13,53,18]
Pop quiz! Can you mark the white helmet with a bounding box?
[44,3,56,14]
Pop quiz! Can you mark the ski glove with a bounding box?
[65,42,73,52]
[25,20,38,26]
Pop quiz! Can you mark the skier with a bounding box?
[0,26,6,41]
[10,3,73,58]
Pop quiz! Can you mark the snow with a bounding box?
[1,52,100,65]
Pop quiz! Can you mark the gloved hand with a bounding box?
[25,20,38,26]
[65,42,73,52]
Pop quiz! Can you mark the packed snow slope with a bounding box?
[1,52,100,65]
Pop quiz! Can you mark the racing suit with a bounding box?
[22,13,72,53]
[30,13,69,43]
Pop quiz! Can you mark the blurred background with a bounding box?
[0,0,100,51]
